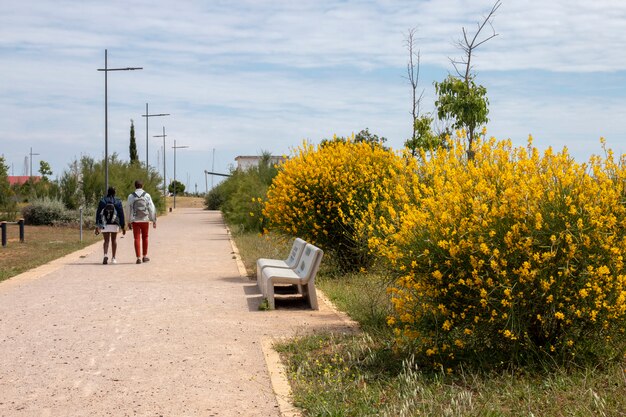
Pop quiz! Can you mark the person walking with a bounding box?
[127,180,157,264]
[95,186,126,265]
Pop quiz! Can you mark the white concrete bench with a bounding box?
[256,238,307,295]
[261,243,323,310]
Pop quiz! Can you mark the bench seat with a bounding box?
[256,238,306,296]
[261,243,323,310]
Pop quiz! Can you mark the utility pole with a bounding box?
[29,147,40,178]
[141,103,169,177]
[211,148,215,189]
[172,140,189,209]
[153,126,168,198]
[97,49,143,191]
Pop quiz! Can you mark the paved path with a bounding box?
[0,209,354,417]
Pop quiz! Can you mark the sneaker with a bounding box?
[103,256,108,265]
[142,257,150,263]
[111,258,117,264]
[136,258,142,264]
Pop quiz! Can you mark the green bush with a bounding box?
[22,197,71,225]
[206,153,278,232]
[204,183,226,210]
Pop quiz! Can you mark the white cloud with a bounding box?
[1,0,625,190]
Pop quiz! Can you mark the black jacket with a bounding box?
[95,196,126,229]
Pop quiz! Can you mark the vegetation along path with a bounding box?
[0,208,353,416]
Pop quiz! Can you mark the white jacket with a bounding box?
[127,188,157,223]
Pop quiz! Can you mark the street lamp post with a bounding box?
[97,49,142,191]
[211,148,215,189]
[153,126,168,199]
[172,140,189,209]
[29,147,40,178]
[141,103,169,177]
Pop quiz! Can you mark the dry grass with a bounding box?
[0,224,99,282]
[164,196,205,211]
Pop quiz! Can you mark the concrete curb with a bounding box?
[226,227,359,417]
[226,228,302,417]
[261,337,303,417]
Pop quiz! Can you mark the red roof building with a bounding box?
[7,176,41,186]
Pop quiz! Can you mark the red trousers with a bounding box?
[131,222,150,257]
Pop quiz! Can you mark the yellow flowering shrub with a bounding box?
[373,136,626,364]
[263,139,414,271]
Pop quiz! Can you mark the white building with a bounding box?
[234,155,287,170]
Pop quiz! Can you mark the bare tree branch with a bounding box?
[451,0,502,84]
[404,27,425,144]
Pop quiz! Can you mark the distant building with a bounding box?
[7,176,41,186]
[234,155,287,171]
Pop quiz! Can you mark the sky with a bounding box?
[1,0,625,194]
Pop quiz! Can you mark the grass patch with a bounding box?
[0,225,99,282]
[232,230,626,417]
[230,231,292,279]
[167,196,205,209]
[277,332,626,416]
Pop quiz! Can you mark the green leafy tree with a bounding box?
[0,156,18,220]
[168,180,185,195]
[405,114,446,154]
[435,75,489,156]
[0,156,9,200]
[321,128,387,149]
[129,119,139,164]
[435,0,500,159]
[59,160,81,210]
[58,153,163,211]
[39,160,52,180]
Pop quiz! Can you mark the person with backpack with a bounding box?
[95,186,126,265]
[127,180,157,264]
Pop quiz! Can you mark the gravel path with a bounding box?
[0,208,354,417]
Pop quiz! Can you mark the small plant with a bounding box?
[258,298,270,311]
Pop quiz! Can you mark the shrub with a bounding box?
[263,139,413,271]
[22,197,71,225]
[207,153,278,232]
[204,185,225,210]
[372,136,626,366]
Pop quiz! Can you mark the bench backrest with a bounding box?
[285,238,307,269]
[295,243,323,281]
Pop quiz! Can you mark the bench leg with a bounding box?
[302,283,319,310]
[266,280,276,310]
[256,263,264,295]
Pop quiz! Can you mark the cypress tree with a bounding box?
[129,119,139,164]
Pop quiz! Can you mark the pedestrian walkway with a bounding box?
[0,208,354,417]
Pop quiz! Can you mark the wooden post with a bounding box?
[1,222,6,247]
[18,219,25,243]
